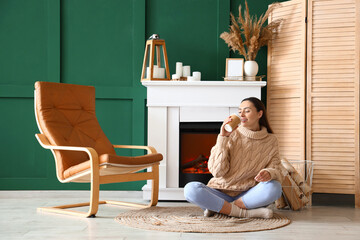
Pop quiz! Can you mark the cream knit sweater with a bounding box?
[207,125,283,196]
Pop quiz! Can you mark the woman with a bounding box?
[184,97,283,219]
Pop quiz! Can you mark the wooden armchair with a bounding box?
[34,81,163,217]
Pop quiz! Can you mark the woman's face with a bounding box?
[238,100,263,131]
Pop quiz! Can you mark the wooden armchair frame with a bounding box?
[35,134,159,218]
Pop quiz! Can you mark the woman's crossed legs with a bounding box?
[184,180,282,218]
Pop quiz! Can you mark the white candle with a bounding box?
[157,67,165,78]
[172,74,180,80]
[183,65,191,77]
[193,71,201,81]
[146,67,150,78]
[176,62,183,77]
[153,65,159,78]
[187,76,195,81]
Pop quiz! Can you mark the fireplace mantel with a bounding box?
[142,80,266,107]
[142,80,266,200]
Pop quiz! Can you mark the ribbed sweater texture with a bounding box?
[207,125,283,196]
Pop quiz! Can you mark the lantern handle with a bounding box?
[148,34,159,40]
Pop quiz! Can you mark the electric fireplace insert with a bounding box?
[179,122,222,187]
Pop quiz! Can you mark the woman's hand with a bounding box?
[220,116,238,137]
[254,169,271,182]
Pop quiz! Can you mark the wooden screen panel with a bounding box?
[307,0,360,199]
[267,0,307,174]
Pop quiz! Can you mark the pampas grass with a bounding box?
[220,1,282,61]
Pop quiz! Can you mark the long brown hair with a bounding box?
[241,97,274,133]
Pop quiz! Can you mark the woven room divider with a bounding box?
[267,0,360,207]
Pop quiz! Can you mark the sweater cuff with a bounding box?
[264,168,278,181]
[216,135,230,149]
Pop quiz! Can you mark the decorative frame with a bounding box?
[225,58,244,77]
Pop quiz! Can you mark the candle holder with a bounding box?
[141,35,170,81]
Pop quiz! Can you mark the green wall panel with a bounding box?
[0,0,60,190]
[0,0,147,190]
[96,99,133,156]
[0,0,48,85]
[0,0,277,190]
[0,0,60,98]
[0,98,45,178]
[61,0,134,87]
[146,0,229,80]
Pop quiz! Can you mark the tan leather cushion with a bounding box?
[64,153,163,179]
[35,81,116,180]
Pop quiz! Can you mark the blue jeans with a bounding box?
[184,180,282,212]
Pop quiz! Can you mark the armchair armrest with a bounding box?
[35,134,98,157]
[35,134,99,170]
[112,145,158,154]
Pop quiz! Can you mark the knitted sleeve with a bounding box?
[207,135,231,178]
[263,137,284,183]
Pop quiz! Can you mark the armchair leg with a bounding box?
[37,201,105,218]
[149,164,159,207]
[37,164,160,217]
[88,171,100,216]
[38,177,101,217]
[104,164,160,208]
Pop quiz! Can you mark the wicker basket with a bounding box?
[278,160,314,210]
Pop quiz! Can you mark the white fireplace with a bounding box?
[141,80,266,200]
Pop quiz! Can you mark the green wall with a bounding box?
[0,0,283,190]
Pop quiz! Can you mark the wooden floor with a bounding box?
[1,191,360,240]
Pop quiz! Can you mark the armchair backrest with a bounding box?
[35,81,115,180]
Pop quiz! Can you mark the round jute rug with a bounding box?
[115,206,291,233]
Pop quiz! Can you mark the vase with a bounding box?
[244,61,259,77]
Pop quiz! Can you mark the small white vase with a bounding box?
[244,61,259,77]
